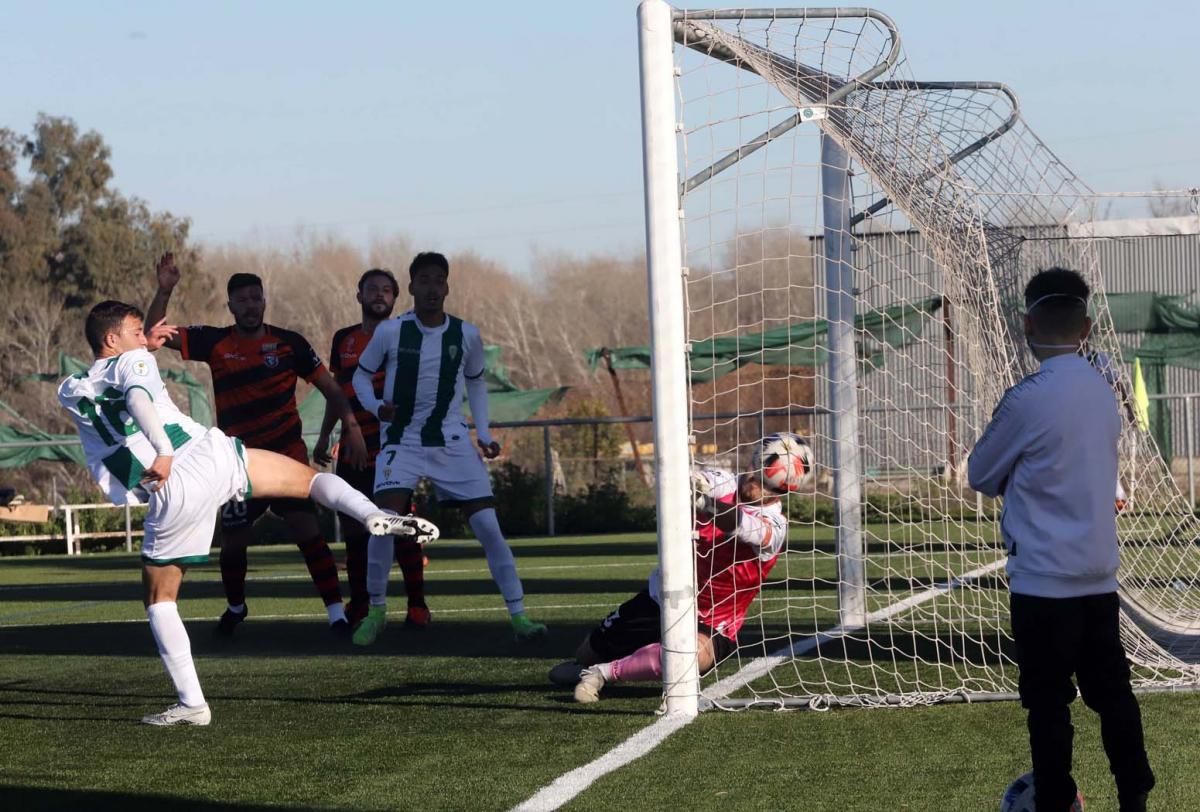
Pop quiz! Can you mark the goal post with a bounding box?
[637,0,699,718]
[638,1,1200,711]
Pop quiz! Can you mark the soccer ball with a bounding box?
[1000,772,1085,811]
[751,433,813,494]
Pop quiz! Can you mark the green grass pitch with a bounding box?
[2,532,1198,810]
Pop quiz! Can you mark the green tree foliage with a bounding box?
[0,114,194,306]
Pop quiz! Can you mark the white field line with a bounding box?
[511,555,1007,811]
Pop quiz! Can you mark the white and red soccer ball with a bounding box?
[751,433,814,494]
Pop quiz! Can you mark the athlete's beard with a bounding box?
[235,313,263,332]
[361,301,394,321]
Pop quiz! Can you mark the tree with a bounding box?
[0,114,194,306]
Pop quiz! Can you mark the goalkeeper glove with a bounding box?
[691,470,715,515]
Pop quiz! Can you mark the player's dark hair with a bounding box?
[1024,267,1089,336]
[85,300,144,354]
[408,251,449,280]
[358,268,399,296]
[227,273,264,296]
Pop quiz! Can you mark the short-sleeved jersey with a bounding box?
[180,324,324,459]
[330,324,385,463]
[692,470,787,639]
[356,311,486,448]
[58,349,207,506]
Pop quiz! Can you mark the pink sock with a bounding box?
[610,643,663,683]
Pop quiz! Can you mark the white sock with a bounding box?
[367,533,394,606]
[598,662,614,680]
[147,601,205,708]
[468,509,525,616]
[309,472,380,525]
[326,603,346,624]
[227,603,245,615]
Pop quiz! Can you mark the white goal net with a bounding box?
[643,3,1200,710]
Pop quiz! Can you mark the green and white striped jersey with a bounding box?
[356,311,486,447]
[58,349,207,505]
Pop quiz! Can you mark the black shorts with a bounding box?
[587,588,735,672]
[220,496,314,531]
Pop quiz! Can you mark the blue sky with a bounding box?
[5,1,1198,272]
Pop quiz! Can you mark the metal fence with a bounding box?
[3,397,1197,547]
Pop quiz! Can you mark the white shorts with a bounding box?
[141,428,251,565]
[374,438,493,504]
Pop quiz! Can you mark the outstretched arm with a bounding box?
[146,253,183,352]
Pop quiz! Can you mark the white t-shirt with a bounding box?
[58,349,206,505]
[355,311,486,448]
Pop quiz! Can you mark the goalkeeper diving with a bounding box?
[549,433,812,704]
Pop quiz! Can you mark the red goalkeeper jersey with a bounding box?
[693,471,787,639]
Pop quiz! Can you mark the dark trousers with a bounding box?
[1010,591,1154,812]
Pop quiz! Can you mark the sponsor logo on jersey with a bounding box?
[222,353,247,361]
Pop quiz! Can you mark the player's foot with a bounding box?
[511,613,548,642]
[215,605,247,637]
[141,702,211,726]
[352,605,387,646]
[548,660,583,687]
[574,666,606,704]
[330,618,352,638]
[365,513,439,544]
[404,605,432,629]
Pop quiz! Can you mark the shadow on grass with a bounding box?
[0,619,600,661]
[0,574,652,606]
[0,786,294,812]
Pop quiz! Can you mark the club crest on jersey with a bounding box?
[383,467,392,478]
[263,354,279,369]
[448,346,460,361]
[132,360,149,376]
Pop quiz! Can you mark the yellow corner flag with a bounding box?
[1132,357,1151,432]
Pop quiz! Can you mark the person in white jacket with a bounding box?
[968,268,1153,812]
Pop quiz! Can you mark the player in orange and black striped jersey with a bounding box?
[147,253,369,636]
[313,268,429,628]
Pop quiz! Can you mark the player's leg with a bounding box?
[215,503,262,636]
[138,451,219,726]
[1076,592,1154,809]
[141,563,209,725]
[279,501,348,631]
[336,459,375,627]
[244,448,436,540]
[352,442,426,646]
[563,589,660,696]
[1010,592,1084,811]
[352,488,414,646]
[434,441,546,640]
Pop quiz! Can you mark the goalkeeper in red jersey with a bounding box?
[550,435,807,704]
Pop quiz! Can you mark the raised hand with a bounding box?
[156,252,181,291]
[145,318,179,352]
